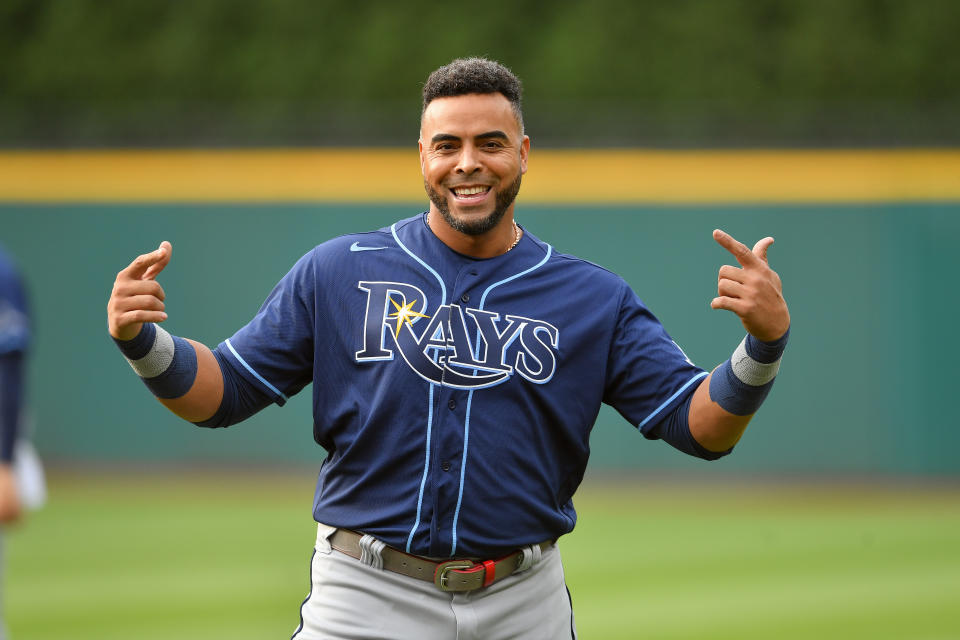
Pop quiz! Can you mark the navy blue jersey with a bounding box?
[0,245,30,463]
[218,214,706,557]
[0,247,29,355]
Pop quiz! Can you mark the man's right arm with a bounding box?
[158,338,223,423]
[107,241,224,423]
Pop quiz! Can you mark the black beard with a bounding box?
[425,172,523,236]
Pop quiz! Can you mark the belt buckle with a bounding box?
[434,560,476,592]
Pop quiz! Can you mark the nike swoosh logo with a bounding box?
[350,242,388,252]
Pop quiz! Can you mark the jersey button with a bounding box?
[441,461,452,472]
[460,293,470,303]
[448,399,457,410]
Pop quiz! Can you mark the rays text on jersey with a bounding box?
[355,281,559,389]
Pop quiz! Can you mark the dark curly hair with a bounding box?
[421,57,524,132]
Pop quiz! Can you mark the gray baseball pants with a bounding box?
[291,524,577,640]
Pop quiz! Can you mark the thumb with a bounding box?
[752,237,774,264]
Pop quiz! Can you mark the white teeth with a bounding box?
[453,186,489,196]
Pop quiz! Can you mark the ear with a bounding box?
[519,135,530,175]
[418,138,425,174]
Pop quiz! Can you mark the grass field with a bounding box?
[6,470,959,639]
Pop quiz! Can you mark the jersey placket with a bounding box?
[426,263,482,557]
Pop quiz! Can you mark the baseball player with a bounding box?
[1,244,33,640]
[107,58,790,639]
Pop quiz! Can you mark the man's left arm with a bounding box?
[688,229,791,453]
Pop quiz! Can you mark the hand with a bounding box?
[107,241,172,341]
[0,464,21,524]
[711,229,790,342]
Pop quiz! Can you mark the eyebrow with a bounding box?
[430,130,510,144]
[475,130,509,141]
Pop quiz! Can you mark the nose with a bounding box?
[455,144,482,175]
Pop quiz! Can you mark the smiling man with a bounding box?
[420,88,528,253]
[107,58,790,639]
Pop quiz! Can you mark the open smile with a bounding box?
[449,185,492,202]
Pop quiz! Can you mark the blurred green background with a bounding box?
[8,473,960,639]
[1,0,958,148]
[2,1,959,639]
[3,202,960,476]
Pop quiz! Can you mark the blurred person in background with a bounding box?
[0,243,45,640]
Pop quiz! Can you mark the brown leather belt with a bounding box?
[329,528,553,592]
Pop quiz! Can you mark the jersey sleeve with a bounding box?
[0,257,28,462]
[215,248,317,405]
[603,281,708,436]
[0,265,30,357]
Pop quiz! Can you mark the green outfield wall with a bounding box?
[2,202,957,475]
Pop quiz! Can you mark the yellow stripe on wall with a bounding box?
[1,149,958,203]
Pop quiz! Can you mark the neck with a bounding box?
[427,208,521,258]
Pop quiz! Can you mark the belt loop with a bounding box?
[516,543,542,573]
[482,559,497,588]
[358,534,386,570]
[315,523,337,554]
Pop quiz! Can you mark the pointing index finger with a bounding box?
[713,229,759,268]
[142,241,172,280]
[126,241,172,280]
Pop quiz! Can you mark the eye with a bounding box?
[482,140,504,149]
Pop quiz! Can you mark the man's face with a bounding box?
[419,93,529,236]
